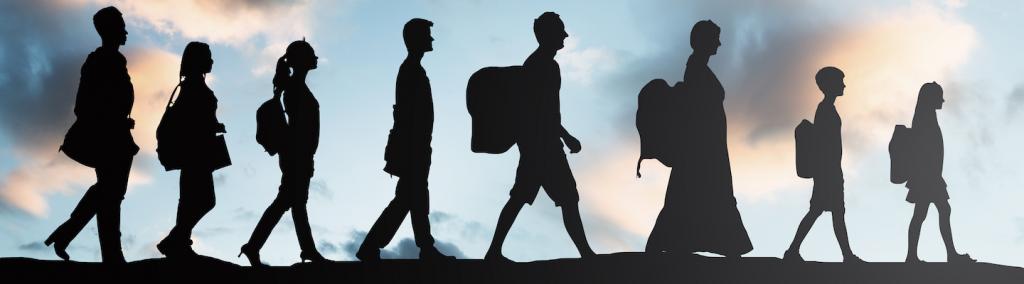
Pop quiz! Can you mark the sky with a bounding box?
[1,0,1023,267]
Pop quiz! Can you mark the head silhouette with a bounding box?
[273,40,317,95]
[404,18,434,53]
[93,6,127,46]
[534,12,568,51]
[690,20,721,55]
[815,66,845,97]
[180,42,212,78]
[916,82,945,111]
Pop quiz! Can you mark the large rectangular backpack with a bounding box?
[889,124,912,184]
[794,119,816,179]
[635,79,683,178]
[466,66,526,154]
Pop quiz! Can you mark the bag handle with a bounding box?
[166,78,183,109]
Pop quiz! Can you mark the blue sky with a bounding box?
[2,0,1023,266]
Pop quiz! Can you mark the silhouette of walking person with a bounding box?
[904,82,975,263]
[484,12,596,262]
[240,40,330,266]
[355,19,454,261]
[156,42,230,258]
[646,20,752,257]
[45,6,138,264]
[784,67,864,263]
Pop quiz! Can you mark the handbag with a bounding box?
[209,134,232,171]
[60,120,101,168]
[156,83,184,171]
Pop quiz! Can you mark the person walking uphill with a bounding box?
[240,40,330,266]
[356,18,454,261]
[47,6,139,264]
[156,41,230,258]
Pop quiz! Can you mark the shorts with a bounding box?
[510,153,579,207]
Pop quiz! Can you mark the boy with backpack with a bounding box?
[785,66,864,263]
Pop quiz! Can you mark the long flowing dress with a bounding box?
[646,55,753,256]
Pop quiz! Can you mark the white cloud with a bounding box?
[557,36,618,86]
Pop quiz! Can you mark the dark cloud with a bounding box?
[0,2,95,152]
[330,229,468,260]
[429,211,490,241]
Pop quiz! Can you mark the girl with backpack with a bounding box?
[240,40,330,266]
[905,82,974,263]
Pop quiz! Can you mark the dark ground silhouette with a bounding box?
[1,254,1021,284]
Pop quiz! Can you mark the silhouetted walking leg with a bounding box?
[934,200,974,262]
[45,184,102,261]
[95,156,132,264]
[831,210,862,262]
[785,209,823,261]
[906,203,929,262]
[161,169,216,257]
[286,171,321,261]
[485,199,525,261]
[241,183,293,266]
[561,203,595,257]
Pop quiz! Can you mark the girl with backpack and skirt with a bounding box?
[905,82,974,263]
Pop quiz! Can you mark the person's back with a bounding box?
[75,46,135,149]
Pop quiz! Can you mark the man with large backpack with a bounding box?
[784,67,863,263]
[356,18,453,261]
[484,12,595,262]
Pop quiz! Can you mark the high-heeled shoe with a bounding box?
[238,244,266,267]
[948,253,976,263]
[299,250,331,263]
[44,234,70,261]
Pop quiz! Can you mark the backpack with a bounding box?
[794,119,817,179]
[635,79,682,178]
[466,66,526,154]
[156,83,184,171]
[889,125,912,184]
[256,94,287,156]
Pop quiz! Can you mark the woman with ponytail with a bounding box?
[156,41,228,258]
[240,40,329,266]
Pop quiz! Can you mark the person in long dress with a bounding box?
[646,20,752,257]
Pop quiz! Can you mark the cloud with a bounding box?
[557,36,619,86]
[329,229,468,260]
[17,242,48,252]
[0,2,174,216]
[84,0,314,45]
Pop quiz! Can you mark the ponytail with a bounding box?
[272,55,290,98]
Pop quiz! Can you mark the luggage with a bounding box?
[889,125,912,184]
[635,79,683,178]
[466,66,526,154]
[794,119,817,179]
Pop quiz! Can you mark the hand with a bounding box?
[126,117,135,129]
[216,123,227,133]
[564,135,582,154]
